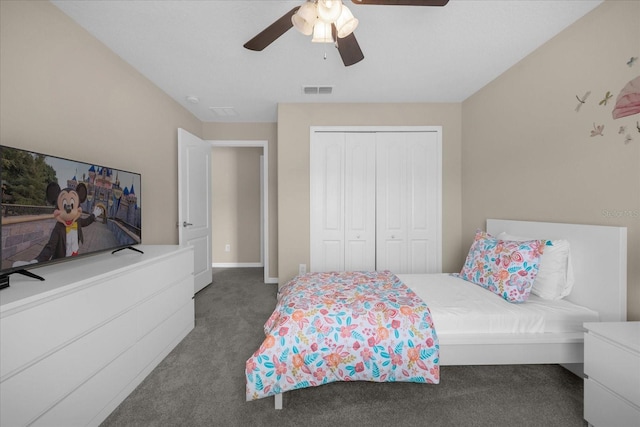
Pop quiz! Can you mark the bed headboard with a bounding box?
[486,219,627,322]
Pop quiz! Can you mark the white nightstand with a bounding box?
[583,322,640,427]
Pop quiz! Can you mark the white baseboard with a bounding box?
[211,263,279,285]
[212,262,263,268]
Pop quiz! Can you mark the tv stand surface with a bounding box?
[0,245,194,427]
[0,268,46,290]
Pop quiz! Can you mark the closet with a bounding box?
[310,127,441,274]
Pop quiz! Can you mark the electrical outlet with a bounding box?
[298,264,307,275]
[225,244,231,252]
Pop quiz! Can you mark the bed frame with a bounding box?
[437,219,627,367]
[272,219,627,409]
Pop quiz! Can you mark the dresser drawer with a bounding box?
[585,332,640,406]
[0,309,137,426]
[585,378,640,427]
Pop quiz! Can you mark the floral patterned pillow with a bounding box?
[456,230,546,303]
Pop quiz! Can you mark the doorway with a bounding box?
[209,140,271,284]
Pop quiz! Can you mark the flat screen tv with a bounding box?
[0,145,142,288]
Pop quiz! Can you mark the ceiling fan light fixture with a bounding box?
[292,2,317,36]
[335,5,358,38]
[245,0,451,66]
[317,0,342,24]
[311,22,334,43]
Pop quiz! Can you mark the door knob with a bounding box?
[183,221,193,227]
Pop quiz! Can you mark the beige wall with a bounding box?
[210,147,262,263]
[277,103,462,285]
[0,0,202,245]
[202,122,278,278]
[462,0,640,320]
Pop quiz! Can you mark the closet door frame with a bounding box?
[310,126,443,273]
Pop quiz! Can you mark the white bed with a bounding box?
[407,218,627,367]
[400,273,600,335]
[271,219,627,409]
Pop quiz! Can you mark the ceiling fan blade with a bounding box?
[337,32,364,67]
[243,6,300,51]
[351,0,449,6]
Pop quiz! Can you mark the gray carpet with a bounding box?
[101,267,585,427]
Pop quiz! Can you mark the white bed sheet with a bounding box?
[397,273,599,334]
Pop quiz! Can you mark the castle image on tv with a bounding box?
[1,145,142,272]
[80,165,141,230]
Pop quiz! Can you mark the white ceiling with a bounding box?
[51,0,603,123]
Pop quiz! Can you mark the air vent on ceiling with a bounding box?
[209,107,238,117]
[303,86,333,95]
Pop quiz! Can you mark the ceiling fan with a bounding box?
[243,0,450,67]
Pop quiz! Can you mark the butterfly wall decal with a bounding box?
[575,91,591,112]
[590,123,604,137]
[628,57,638,67]
[599,91,613,106]
[619,126,627,134]
[624,134,633,144]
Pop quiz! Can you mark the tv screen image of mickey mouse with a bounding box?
[1,146,142,271]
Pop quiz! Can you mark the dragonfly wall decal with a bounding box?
[575,91,591,112]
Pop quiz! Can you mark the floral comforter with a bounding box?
[246,271,440,401]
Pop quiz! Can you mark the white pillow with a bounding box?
[497,232,575,300]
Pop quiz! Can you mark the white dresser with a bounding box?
[0,245,195,426]
[584,321,640,427]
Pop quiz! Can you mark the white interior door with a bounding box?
[344,133,376,271]
[310,126,442,275]
[310,132,345,272]
[178,128,212,293]
[310,132,376,272]
[376,132,441,274]
[376,134,409,273]
[406,132,440,273]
